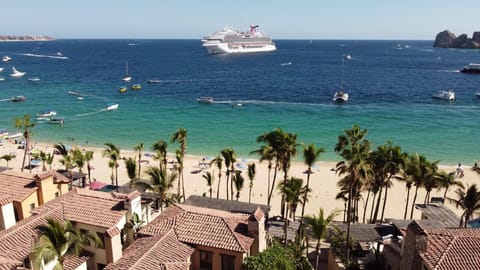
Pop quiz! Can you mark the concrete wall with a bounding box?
[19,192,38,220]
[36,176,67,205]
[0,202,16,230]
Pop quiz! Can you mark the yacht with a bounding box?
[432,90,455,101]
[202,25,276,54]
[2,56,12,62]
[333,91,349,103]
[10,67,26,77]
[104,103,119,111]
[197,96,214,104]
[460,63,480,74]
[122,61,132,82]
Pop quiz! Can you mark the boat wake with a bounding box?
[20,53,68,60]
[0,98,11,102]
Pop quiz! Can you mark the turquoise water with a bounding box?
[0,40,479,165]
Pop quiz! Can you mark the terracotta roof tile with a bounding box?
[34,170,70,184]
[0,207,63,261]
[0,256,22,270]
[421,228,480,270]
[105,229,193,270]
[0,170,38,202]
[0,195,11,206]
[31,188,127,229]
[62,250,93,270]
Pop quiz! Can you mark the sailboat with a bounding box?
[122,61,132,82]
[332,54,350,103]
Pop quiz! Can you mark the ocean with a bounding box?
[0,39,479,165]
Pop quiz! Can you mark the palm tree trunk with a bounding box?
[300,171,311,222]
[443,187,448,203]
[380,184,389,222]
[345,180,354,260]
[225,172,230,200]
[410,186,419,219]
[249,184,252,203]
[363,190,371,224]
[404,187,411,219]
[267,164,279,206]
[267,163,272,205]
[181,168,186,201]
[369,192,377,223]
[216,172,221,199]
[21,134,29,172]
[283,205,289,246]
[315,242,321,270]
[372,185,383,223]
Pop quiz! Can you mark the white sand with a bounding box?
[1,139,478,222]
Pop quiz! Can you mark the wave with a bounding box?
[20,53,68,60]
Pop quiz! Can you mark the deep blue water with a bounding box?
[0,39,479,164]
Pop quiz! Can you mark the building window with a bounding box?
[30,203,35,210]
[221,254,236,270]
[199,250,213,270]
[96,232,105,248]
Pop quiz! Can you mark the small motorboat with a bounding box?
[36,110,57,118]
[0,77,5,82]
[119,86,128,93]
[197,96,214,104]
[2,56,12,62]
[28,77,40,82]
[104,103,119,111]
[48,118,64,125]
[333,91,349,103]
[460,63,480,74]
[432,90,455,101]
[131,84,142,90]
[10,67,26,77]
[11,96,26,102]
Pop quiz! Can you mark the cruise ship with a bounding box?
[202,25,276,54]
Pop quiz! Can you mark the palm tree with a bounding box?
[125,213,145,240]
[300,143,325,225]
[220,148,236,200]
[232,170,245,201]
[408,154,437,219]
[211,155,223,199]
[84,151,93,185]
[38,151,47,171]
[305,209,339,270]
[32,218,101,270]
[152,140,168,171]
[278,177,305,244]
[250,144,275,206]
[447,184,480,227]
[175,149,184,198]
[134,166,177,211]
[397,154,415,219]
[202,171,214,198]
[335,189,348,223]
[247,163,256,203]
[1,153,16,168]
[14,114,35,172]
[125,157,137,188]
[134,142,144,178]
[437,171,464,202]
[53,143,69,156]
[171,128,187,200]
[46,152,54,171]
[103,142,120,188]
[334,125,371,260]
[71,148,86,173]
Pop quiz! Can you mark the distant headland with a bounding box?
[433,30,480,49]
[0,35,55,42]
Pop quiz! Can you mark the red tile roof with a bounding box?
[0,256,22,270]
[31,188,128,229]
[0,195,11,207]
[0,170,38,202]
[140,204,254,253]
[105,230,194,270]
[421,228,480,270]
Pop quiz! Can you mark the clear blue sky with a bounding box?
[1,0,478,40]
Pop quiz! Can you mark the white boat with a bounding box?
[202,25,276,54]
[6,131,23,139]
[122,61,132,82]
[48,118,64,125]
[475,92,480,98]
[432,90,455,101]
[68,90,80,96]
[10,67,26,77]
[0,77,5,81]
[0,67,4,73]
[197,96,214,103]
[333,91,349,103]
[28,77,40,82]
[460,63,480,74]
[104,103,119,111]
[333,54,351,103]
[2,56,11,62]
[36,110,57,118]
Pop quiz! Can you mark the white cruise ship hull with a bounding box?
[203,43,276,54]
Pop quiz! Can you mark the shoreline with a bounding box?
[1,138,478,222]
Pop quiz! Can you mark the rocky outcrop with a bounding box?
[433,30,480,49]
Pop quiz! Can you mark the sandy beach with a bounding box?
[1,139,478,222]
